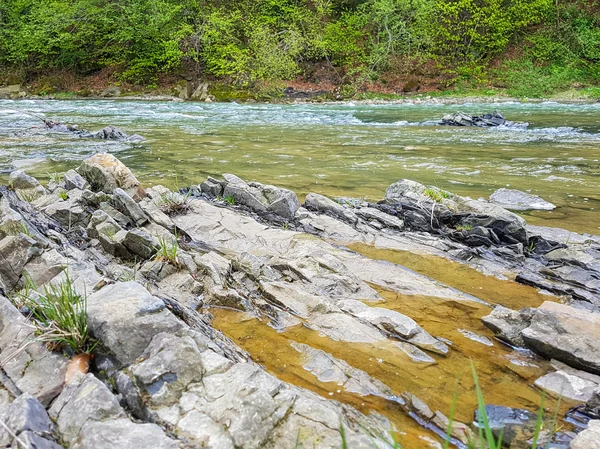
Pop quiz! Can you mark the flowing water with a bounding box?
[1,99,598,447]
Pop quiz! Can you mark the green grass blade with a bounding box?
[443,390,458,449]
[470,361,499,449]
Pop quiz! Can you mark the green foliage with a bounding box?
[154,190,191,216]
[155,236,179,265]
[224,194,235,205]
[18,271,96,354]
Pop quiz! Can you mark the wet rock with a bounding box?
[261,281,338,319]
[432,410,474,444]
[338,299,448,354]
[78,153,145,200]
[90,125,144,142]
[458,328,494,346]
[522,302,600,374]
[569,419,600,449]
[474,405,538,448]
[87,281,184,365]
[0,234,42,290]
[290,342,394,397]
[401,392,434,420]
[440,111,527,128]
[310,313,385,343]
[63,169,89,191]
[490,188,556,211]
[482,305,534,347]
[304,193,358,224]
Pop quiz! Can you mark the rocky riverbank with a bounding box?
[0,154,599,448]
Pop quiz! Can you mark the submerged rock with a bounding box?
[490,188,556,211]
[474,405,539,448]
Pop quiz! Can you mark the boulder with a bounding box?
[121,229,158,260]
[490,188,556,211]
[221,175,300,220]
[63,169,90,191]
[78,153,145,200]
[304,193,358,224]
[482,305,534,347]
[0,234,42,290]
[90,126,144,142]
[569,420,600,449]
[522,302,600,374]
[8,170,41,190]
[440,111,527,128]
[87,281,184,365]
[111,188,148,226]
[100,86,121,97]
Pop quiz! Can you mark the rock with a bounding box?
[221,175,301,220]
[338,299,448,354]
[481,305,534,347]
[49,374,123,444]
[121,229,158,259]
[100,86,121,97]
[63,169,90,191]
[1,394,60,449]
[72,418,179,449]
[440,111,528,128]
[78,153,145,200]
[111,188,148,226]
[569,420,600,449]
[290,342,394,398]
[0,234,42,290]
[260,281,338,319]
[0,197,26,239]
[522,302,600,374]
[0,84,23,99]
[131,333,205,406]
[310,313,385,343]
[355,207,404,230]
[534,361,600,402]
[87,281,184,365]
[23,249,68,286]
[44,199,90,229]
[432,411,474,444]
[474,405,538,448]
[304,193,358,224]
[90,126,144,142]
[8,170,41,190]
[200,177,224,198]
[15,431,64,449]
[191,82,209,100]
[490,188,556,211]
[402,79,420,92]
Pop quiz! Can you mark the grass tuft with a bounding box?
[154,190,191,216]
[154,235,179,265]
[19,271,95,354]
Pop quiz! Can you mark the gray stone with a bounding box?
[23,249,68,287]
[0,234,42,290]
[15,431,63,449]
[356,207,404,230]
[191,82,209,100]
[522,302,600,374]
[121,229,157,259]
[304,193,358,224]
[338,299,448,354]
[131,333,205,406]
[260,281,338,319]
[200,177,224,197]
[87,281,184,365]
[490,188,556,211]
[482,305,534,347]
[112,188,148,226]
[474,405,538,448]
[6,394,53,435]
[78,153,145,200]
[8,170,41,190]
[63,169,89,191]
[139,198,174,231]
[72,418,178,449]
[49,374,123,444]
[177,410,234,449]
[44,200,90,229]
[100,86,121,97]
[310,313,385,343]
[569,420,600,449]
[0,197,26,240]
[534,367,600,402]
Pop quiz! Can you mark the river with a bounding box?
[1,99,599,234]
[1,99,599,447]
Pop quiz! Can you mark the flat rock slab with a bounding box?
[490,188,555,211]
[522,301,600,375]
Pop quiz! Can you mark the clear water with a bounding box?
[1,99,599,233]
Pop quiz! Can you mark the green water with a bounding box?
[1,99,600,233]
